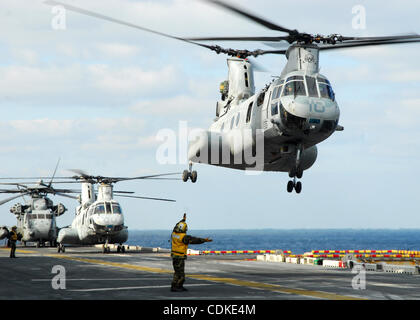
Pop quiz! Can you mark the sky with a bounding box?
[0,0,419,230]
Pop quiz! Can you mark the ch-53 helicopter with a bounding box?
[46,0,420,193]
[56,170,178,253]
[0,179,74,247]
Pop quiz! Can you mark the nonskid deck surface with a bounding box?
[1,246,419,300]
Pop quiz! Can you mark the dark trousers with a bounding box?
[10,241,16,258]
[171,257,185,288]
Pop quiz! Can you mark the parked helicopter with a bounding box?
[0,180,75,247]
[56,170,178,253]
[45,0,420,193]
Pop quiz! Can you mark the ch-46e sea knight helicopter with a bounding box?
[56,170,177,253]
[0,179,73,247]
[46,0,420,193]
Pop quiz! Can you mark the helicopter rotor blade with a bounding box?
[54,192,79,200]
[44,0,215,52]
[115,194,176,202]
[186,36,289,42]
[319,38,420,51]
[204,0,296,35]
[48,158,61,188]
[0,193,31,206]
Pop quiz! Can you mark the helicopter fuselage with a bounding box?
[57,183,128,245]
[188,45,341,175]
[11,196,66,245]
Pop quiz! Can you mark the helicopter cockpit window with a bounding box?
[282,81,306,97]
[94,204,105,214]
[246,102,253,123]
[271,102,278,116]
[272,87,279,100]
[318,82,335,101]
[286,75,304,82]
[112,204,122,214]
[306,76,319,97]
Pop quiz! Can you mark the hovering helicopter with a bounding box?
[45,0,420,193]
[56,170,178,253]
[0,179,75,247]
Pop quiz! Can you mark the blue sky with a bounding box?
[0,0,420,229]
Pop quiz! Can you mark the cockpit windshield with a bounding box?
[94,202,122,214]
[317,77,335,101]
[112,204,122,214]
[282,80,306,97]
[94,204,105,214]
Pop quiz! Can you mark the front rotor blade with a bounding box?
[116,194,176,202]
[341,34,420,42]
[205,0,296,34]
[319,38,420,51]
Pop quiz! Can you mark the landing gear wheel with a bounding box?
[121,246,126,254]
[288,169,296,178]
[183,162,198,183]
[296,169,303,179]
[191,171,197,183]
[182,170,189,182]
[117,245,121,253]
[58,244,65,253]
[295,181,302,194]
[287,181,294,193]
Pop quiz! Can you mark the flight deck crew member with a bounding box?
[171,213,212,292]
[8,226,18,258]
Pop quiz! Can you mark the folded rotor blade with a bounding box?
[116,194,176,202]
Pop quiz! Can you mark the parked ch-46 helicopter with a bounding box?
[56,170,178,253]
[45,0,420,193]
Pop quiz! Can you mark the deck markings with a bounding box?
[46,254,365,300]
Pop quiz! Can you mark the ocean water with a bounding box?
[127,229,420,254]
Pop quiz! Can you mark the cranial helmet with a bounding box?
[174,221,188,233]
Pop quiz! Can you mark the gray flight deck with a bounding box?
[1,246,420,300]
